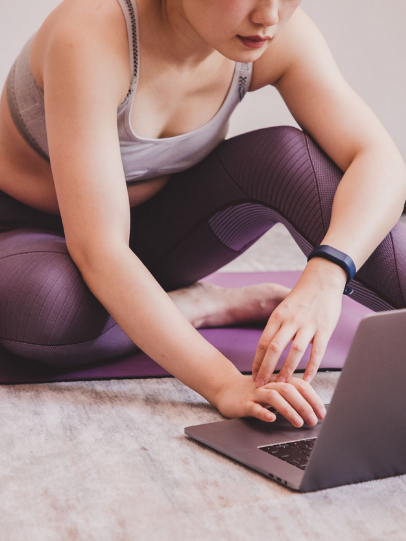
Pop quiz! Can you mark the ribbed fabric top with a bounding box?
[6,0,253,184]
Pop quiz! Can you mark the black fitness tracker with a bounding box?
[307,245,357,296]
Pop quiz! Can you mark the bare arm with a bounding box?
[43,5,241,406]
[273,8,406,272]
[79,247,242,406]
[43,5,325,426]
[251,7,406,387]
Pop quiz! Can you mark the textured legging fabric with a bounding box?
[0,126,405,367]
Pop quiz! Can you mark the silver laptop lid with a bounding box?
[301,308,406,491]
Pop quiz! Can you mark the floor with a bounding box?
[1,218,406,541]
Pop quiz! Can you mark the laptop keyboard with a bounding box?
[260,438,317,471]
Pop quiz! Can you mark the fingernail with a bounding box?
[307,413,317,425]
[293,414,303,427]
[252,372,258,381]
[255,378,265,389]
[276,375,286,383]
[317,407,327,419]
[303,375,312,383]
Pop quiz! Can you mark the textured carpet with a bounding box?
[1,219,406,541]
[2,374,406,541]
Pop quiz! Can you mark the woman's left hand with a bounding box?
[252,263,346,386]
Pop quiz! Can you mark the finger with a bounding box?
[252,316,282,381]
[272,382,321,425]
[275,327,316,383]
[302,331,330,383]
[255,324,298,388]
[246,402,277,423]
[287,378,327,420]
[257,387,306,427]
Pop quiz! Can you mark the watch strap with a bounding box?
[307,245,356,296]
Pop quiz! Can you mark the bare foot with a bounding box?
[167,281,292,329]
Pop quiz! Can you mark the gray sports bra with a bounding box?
[6,0,253,184]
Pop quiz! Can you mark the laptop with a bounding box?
[185,307,406,492]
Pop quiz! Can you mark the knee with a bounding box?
[215,125,343,204]
[0,250,115,348]
[214,126,307,194]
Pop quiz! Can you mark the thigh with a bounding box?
[0,226,137,365]
[129,138,252,290]
[130,126,406,311]
[129,125,320,291]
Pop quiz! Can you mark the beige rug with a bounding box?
[1,219,406,541]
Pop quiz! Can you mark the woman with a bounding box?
[0,0,405,427]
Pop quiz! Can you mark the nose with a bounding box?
[251,0,279,27]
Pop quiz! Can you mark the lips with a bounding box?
[237,35,271,49]
[240,35,272,42]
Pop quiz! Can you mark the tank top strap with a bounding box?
[236,62,253,101]
[116,0,139,102]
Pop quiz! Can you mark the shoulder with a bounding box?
[249,7,321,92]
[44,0,131,103]
[52,0,126,29]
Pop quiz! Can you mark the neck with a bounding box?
[139,0,219,70]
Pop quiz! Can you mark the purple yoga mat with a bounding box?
[0,271,373,384]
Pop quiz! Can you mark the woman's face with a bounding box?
[181,0,302,60]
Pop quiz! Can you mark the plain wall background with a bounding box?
[1,0,405,160]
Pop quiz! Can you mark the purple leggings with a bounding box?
[0,126,405,367]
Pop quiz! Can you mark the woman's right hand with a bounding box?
[214,373,327,427]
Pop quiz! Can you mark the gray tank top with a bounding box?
[6,0,253,184]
